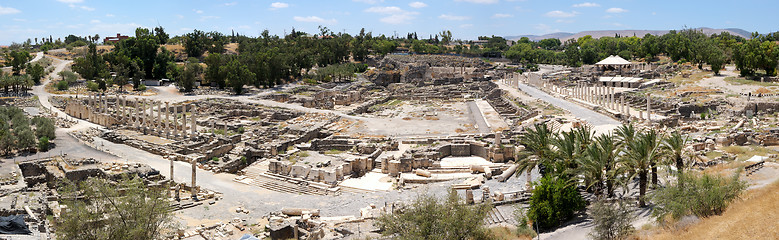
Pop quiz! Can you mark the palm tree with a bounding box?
[552,130,579,177]
[622,129,662,207]
[517,123,555,189]
[663,131,688,176]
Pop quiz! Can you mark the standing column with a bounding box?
[182,105,188,138]
[620,95,626,115]
[646,94,651,122]
[169,156,174,197]
[191,158,198,199]
[133,99,139,128]
[191,105,197,136]
[157,102,163,131]
[173,105,178,136]
[165,102,170,137]
[609,88,615,110]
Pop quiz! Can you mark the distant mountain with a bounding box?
[505,28,752,42]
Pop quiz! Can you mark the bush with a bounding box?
[651,172,746,222]
[211,157,219,162]
[375,189,491,240]
[38,136,49,151]
[528,175,586,229]
[56,80,69,90]
[86,81,99,92]
[137,84,147,91]
[589,200,635,240]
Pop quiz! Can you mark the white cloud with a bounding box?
[270,2,288,10]
[90,19,101,24]
[12,18,26,22]
[606,7,627,13]
[380,14,416,24]
[572,2,599,7]
[56,0,83,3]
[106,14,114,17]
[534,23,560,34]
[438,14,470,21]
[224,2,238,6]
[409,2,427,8]
[365,6,418,24]
[293,16,337,24]
[365,6,404,14]
[492,13,513,18]
[460,24,474,28]
[79,5,95,11]
[0,5,21,15]
[455,0,499,4]
[194,9,203,14]
[176,14,184,19]
[545,10,578,18]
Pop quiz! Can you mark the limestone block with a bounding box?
[388,160,401,177]
[290,165,311,179]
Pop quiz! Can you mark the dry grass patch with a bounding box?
[643,180,779,240]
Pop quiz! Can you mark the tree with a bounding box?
[31,116,56,140]
[72,44,109,81]
[705,42,726,75]
[222,59,255,94]
[178,62,202,92]
[622,129,663,207]
[15,128,36,152]
[6,50,31,75]
[579,134,619,198]
[204,53,227,88]
[184,29,208,58]
[528,175,586,229]
[25,63,45,85]
[375,189,491,240]
[57,176,174,240]
[154,26,169,45]
[517,123,555,188]
[662,131,687,177]
[589,200,636,240]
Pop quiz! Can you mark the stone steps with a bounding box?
[242,171,330,196]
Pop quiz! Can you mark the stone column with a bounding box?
[157,102,163,131]
[191,105,197,136]
[182,105,188,138]
[173,105,178,136]
[609,88,615,110]
[134,99,139,128]
[191,158,198,199]
[646,94,651,122]
[620,95,626,115]
[165,102,170,137]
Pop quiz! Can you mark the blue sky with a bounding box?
[0,0,776,44]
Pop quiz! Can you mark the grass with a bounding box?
[724,76,779,87]
[705,151,723,160]
[642,180,779,240]
[723,145,777,161]
[325,149,343,155]
[486,226,533,240]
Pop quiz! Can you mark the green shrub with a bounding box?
[651,172,746,222]
[528,175,586,229]
[589,200,635,240]
[210,157,219,162]
[375,189,491,240]
[86,81,99,92]
[38,136,49,151]
[56,80,69,90]
[137,84,147,91]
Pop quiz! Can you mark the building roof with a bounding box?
[598,76,642,83]
[595,55,632,65]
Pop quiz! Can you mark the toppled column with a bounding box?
[496,164,518,182]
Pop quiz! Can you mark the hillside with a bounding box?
[506,27,751,41]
